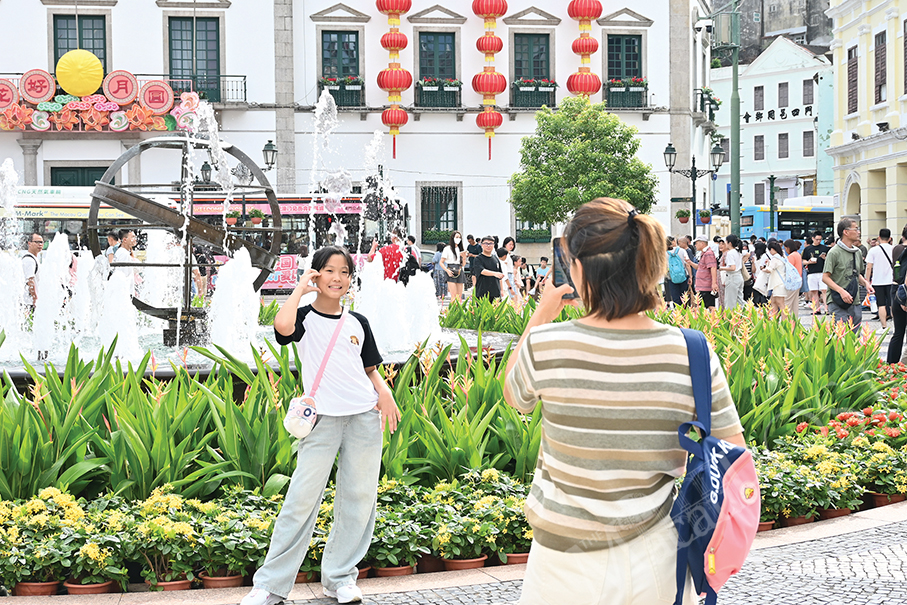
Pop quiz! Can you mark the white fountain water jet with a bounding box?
[140,230,184,319]
[68,250,94,344]
[32,233,76,359]
[0,159,24,357]
[97,271,143,361]
[208,247,261,357]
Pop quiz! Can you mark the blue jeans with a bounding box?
[253,409,382,598]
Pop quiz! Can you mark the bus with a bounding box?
[739,196,834,242]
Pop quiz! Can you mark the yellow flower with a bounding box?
[106,511,127,532]
[872,441,894,453]
[852,436,870,448]
[29,513,50,527]
[24,499,47,515]
[816,460,836,475]
[37,487,63,500]
[64,506,85,522]
[243,517,271,532]
[474,495,498,510]
[79,542,111,563]
[481,469,500,483]
[523,529,533,540]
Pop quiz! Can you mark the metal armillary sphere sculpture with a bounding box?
[566,0,603,97]
[471,0,508,159]
[377,0,413,158]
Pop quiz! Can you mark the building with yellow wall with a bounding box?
[825,0,907,236]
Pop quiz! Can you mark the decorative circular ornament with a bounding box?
[55,50,104,97]
[103,70,138,105]
[139,80,175,115]
[108,111,129,132]
[31,111,51,131]
[0,79,19,111]
[19,69,56,104]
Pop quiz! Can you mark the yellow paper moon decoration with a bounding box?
[55,49,104,97]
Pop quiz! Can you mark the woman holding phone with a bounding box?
[503,198,745,605]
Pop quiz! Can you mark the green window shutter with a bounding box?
[514,34,549,80]
[420,186,458,243]
[322,31,359,78]
[419,32,455,80]
[53,15,106,71]
[169,17,220,76]
[607,35,641,80]
[50,167,113,187]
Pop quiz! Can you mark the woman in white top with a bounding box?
[440,230,467,302]
[720,234,744,309]
[751,241,771,305]
[762,241,789,317]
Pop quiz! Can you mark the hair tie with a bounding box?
[627,208,638,228]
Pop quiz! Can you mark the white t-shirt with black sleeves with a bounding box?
[274,305,383,416]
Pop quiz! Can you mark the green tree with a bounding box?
[509,97,657,224]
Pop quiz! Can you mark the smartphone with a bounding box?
[552,237,579,300]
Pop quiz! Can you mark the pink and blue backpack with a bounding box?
[672,329,761,605]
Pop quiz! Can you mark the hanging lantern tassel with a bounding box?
[476,109,503,160]
[382,108,408,159]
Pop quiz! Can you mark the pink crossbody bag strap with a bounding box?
[308,311,347,397]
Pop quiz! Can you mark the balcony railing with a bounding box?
[698,90,718,122]
[415,87,461,108]
[321,83,364,107]
[605,86,648,109]
[511,88,555,108]
[516,228,551,243]
[161,74,247,103]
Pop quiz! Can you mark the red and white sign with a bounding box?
[103,70,138,105]
[138,80,174,115]
[213,254,299,290]
[192,202,364,216]
[0,79,18,111]
[19,69,56,104]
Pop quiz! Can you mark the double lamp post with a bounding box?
[663,142,726,237]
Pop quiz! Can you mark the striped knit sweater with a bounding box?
[506,320,744,552]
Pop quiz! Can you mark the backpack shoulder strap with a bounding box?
[680,328,712,435]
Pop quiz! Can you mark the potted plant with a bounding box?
[128,489,198,591]
[698,209,712,224]
[194,504,271,589]
[226,210,240,226]
[432,508,499,571]
[514,78,537,92]
[319,77,341,90]
[248,208,265,225]
[537,78,558,92]
[60,526,130,594]
[854,440,907,505]
[676,209,691,224]
[608,78,626,92]
[418,76,440,91]
[627,76,647,91]
[470,493,531,564]
[366,510,431,576]
[342,75,364,90]
[442,78,463,91]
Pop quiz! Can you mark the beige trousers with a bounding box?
[518,515,698,605]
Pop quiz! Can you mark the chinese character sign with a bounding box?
[19,70,56,104]
[103,70,138,105]
[0,80,18,111]
[139,81,174,115]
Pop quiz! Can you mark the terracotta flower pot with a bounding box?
[417,554,445,574]
[64,580,115,594]
[373,564,415,577]
[357,566,371,580]
[199,573,244,589]
[818,507,852,520]
[225,217,238,225]
[251,217,263,225]
[780,515,815,527]
[15,581,61,596]
[144,578,192,591]
[678,216,690,224]
[699,217,711,224]
[295,571,317,583]
[443,554,488,571]
[499,552,530,565]
[757,521,775,532]
[870,492,906,507]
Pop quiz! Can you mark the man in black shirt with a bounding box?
[472,235,504,300]
[803,231,829,314]
[465,234,482,288]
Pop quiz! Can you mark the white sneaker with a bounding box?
[323,583,363,603]
[240,587,284,605]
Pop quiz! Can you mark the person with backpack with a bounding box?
[763,241,795,319]
[865,228,895,330]
[666,236,691,307]
[823,217,874,331]
[22,232,43,308]
[503,198,746,605]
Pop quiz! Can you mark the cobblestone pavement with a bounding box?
[282,520,907,605]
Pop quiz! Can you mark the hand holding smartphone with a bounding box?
[552,237,579,300]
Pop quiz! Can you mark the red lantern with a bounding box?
[381,31,408,53]
[566,71,601,97]
[377,67,413,103]
[376,0,412,24]
[382,107,408,158]
[567,0,603,23]
[472,0,508,28]
[472,71,507,103]
[476,34,504,55]
[572,37,599,57]
[476,109,503,159]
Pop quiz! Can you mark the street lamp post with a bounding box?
[664,142,726,237]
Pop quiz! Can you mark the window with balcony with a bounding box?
[513,33,553,108]
[847,46,858,114]
[778,82,788,107]
[321,31,361,107]
[54,15,107,72]
[515,219,550,243]
[754,86,764,111]
[421,185,458,244]
[802,78,814,105]
[875,31,887,104]
[169,17,221,102]
[754,135,765,161]
[778,133,789,159]
[606,34,645,108]
[803,131,814,157]
[417,32,458,108]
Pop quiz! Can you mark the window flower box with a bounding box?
[609,87,626,92]
[538,86,554,92]
[519,86,536,92]
[326,85,340,90]
[443,86,461,91]
[345,85,362,91]
[422,86,439,91]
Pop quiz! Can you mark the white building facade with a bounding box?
[711,37,833,221]
[0,0,717,259]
